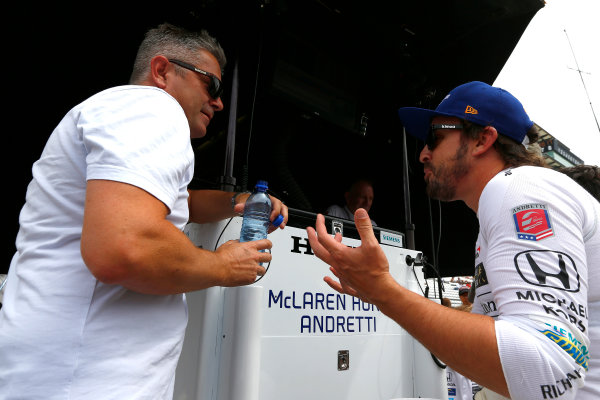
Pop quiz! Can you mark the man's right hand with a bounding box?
[214,238,272,286]
[82,179,272,295]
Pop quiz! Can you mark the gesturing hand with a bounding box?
[306,208,394,304]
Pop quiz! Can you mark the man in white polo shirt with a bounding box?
[0,23,287,399]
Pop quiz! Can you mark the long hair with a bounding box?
[559,164,600,201]
[129,23,226,84]
[462,121,547,168]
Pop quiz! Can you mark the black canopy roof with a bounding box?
[6,0,544,276]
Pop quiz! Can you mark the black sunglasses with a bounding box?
[426,123,463,150]
[168,59,223,99]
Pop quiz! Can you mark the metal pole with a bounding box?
[219,58,239,192]
[402,127,416,250]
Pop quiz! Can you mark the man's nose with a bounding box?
[419,145,430,164]
[211,97,224,111]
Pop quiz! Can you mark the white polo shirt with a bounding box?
[0,86,194,399]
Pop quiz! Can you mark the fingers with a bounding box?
[353,208,378,247]
[239,240,272,266]
[236,239,272,266]
[313,213,329,239]
[324,276,344,293]
[269,196,288,229]
[251,238,272,252]
[306,225,334,265]
[267,218,283,234]
[258,249,272,264]
[324,275,360,298]
[329,266,342,279]
[339,281,360,298]
[313,214,345,251]
[233,202,245,216]
[307,213,355,268]
[231,238,272,252]
[257,265,267,277]
[329,267,360,296]
[234,197,287,232]
[216,240,273,286]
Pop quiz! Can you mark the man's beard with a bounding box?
[424,142,470,201]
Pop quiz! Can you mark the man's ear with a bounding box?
[149,56,171,89]
[472,126,498,156]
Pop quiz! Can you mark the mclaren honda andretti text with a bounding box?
[268,290,379,334]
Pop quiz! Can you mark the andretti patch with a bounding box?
[512,204,554,241]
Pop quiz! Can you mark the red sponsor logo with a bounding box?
[512,204,554,241]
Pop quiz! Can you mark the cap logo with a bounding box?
[465,105,478,114]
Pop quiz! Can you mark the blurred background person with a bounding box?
[456,285,473,312]
[326,178,377,226]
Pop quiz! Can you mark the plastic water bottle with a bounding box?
[240,180,272,243]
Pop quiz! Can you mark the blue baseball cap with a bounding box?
[397,81,533,144]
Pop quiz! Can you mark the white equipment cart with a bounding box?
[173,208,447,400]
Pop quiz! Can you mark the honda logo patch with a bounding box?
[512,204,554,241]
[514,250,579,292]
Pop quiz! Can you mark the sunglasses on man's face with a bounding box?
[426,123,463,150]
[168,59,223,99]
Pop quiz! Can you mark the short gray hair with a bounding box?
[129,23,226,84]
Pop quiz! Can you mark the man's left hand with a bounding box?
[234,194,288,233]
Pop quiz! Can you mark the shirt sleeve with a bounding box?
[80,87,193,211]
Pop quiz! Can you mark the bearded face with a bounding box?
[423,138,470,201]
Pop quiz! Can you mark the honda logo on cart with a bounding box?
[290,236,314,255]
[514,250,579,292]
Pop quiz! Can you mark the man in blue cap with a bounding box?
[307,81,600,399]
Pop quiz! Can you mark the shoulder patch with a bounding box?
[512,203,554,241]
[473,262,488,289]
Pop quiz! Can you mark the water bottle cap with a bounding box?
[272,214,284,227]
[255,180,268,190]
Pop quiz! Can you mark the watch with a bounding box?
[230,191,250,210]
